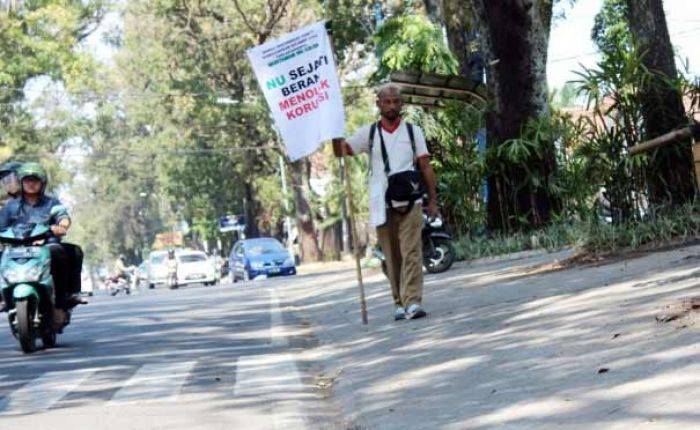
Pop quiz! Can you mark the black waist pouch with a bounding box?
[386,170,423,214]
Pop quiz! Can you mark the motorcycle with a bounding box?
[107,273,131,296]
[421,215,455,273]
[167,267,178,290]
[0,223,69,353]
[375,213,456,275]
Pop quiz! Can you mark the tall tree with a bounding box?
[428,0,480,82]
[289,160,321,261]
[624,0,694,206]
[0,0,104,154]
[469,0,558,231]
[592,0,632,56]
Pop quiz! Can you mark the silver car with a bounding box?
[175,251,219,287]
[146,251,169,289]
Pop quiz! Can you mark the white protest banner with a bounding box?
[247,21,345,161]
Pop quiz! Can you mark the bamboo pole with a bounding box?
[628,126,693,156]
[341,148,369,325]
[628,122,700,189]
[326,21,368,324]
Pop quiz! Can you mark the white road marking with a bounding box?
[109,361,196,403]
[0,369,96,415]
[269,289,288,347]
[234,354,308,429]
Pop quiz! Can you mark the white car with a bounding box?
[146,250,169,289]
[176,251,219,287]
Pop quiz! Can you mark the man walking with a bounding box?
[333,84,439,320]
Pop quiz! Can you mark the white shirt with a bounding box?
[347,120,429,227]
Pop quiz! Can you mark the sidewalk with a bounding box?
[280,246,700,429]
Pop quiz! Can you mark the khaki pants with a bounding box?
[376,204,423,308]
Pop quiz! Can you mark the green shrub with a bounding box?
[453,202,700,261]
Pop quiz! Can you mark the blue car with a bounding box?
[228,237,296,282]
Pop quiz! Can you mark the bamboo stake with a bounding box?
[628,126,693,156]
[326,21,368,324]
[628,122,700,189]
[341,148,369,325]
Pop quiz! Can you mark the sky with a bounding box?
[548,0,700,89]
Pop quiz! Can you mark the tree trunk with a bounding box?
[320,222,342,261]
[422,0,442,22]
[243,182,261,238]
[471,0,557,231]
[625,0,695,206]
[289,159,321,262]
[441,0,480,81]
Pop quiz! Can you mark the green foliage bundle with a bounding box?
[373,14,458,81]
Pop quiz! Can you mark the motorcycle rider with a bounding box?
[114,254,129,280]
[0,161,22,200]
[0,163,84,311]
[110,254,133,293]
[0,161,22,311]
[166,248,178,287]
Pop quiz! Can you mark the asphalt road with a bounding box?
[0,277,338,430]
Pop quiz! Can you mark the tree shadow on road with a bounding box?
[282,247,700,429]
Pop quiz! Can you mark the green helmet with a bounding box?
[17,162,47,183]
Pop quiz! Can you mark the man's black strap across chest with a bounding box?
[368,121,416,176]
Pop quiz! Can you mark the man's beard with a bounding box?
[381,109,401,121]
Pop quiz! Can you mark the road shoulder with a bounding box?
[280,246,700,429]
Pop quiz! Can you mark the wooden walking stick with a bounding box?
[341,147,369,325]
[326,21,368,324]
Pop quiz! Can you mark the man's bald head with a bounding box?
[376,83,403,101]
[376,83,403,122]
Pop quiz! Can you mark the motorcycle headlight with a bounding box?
[250,261,265,270]
[429,218,443,228]
[4,265,43,283]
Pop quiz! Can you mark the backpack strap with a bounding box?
[370,121,417,175]
[406,122,418,169]
[376,123,391,175]
[368,122,377,157]
[368,122,377,175]
[406,122,416,155]
[370,121,391,176]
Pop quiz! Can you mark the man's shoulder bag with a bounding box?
[369,121,424,214]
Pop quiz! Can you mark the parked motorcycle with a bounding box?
[0,223,70,353]
[375,214,456,275]
[421,215,455,273]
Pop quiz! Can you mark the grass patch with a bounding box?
[454,203,700,262]
[454,223,584,261]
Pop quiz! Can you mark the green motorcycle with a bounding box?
[0,222,67,353]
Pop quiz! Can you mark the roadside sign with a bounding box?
[219,215,245,233]
[153,232,184,250]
